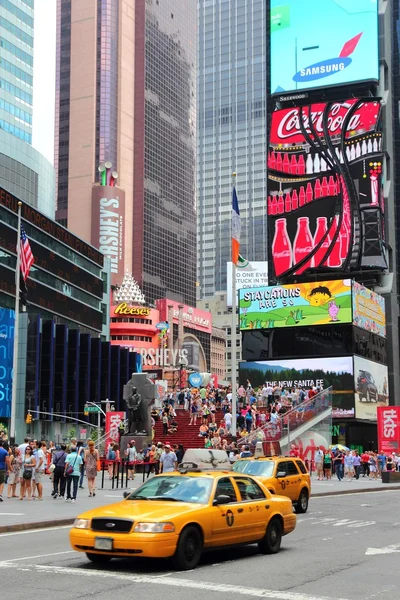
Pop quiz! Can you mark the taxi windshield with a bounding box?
[127,476,213,504]
[233,460,275,478]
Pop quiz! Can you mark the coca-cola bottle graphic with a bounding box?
[277,194,284,214]
[276,153,283,171]
[314,179,322,198]
[299,187,306,207]
[328,176,336,195]
[321,177,329,196]
[293,216,314,274]
[283,153,290,173]
[272,218,292,276]
[297,155,305,174]
[306,182,313,203]
[313,217,331,267]
[267,196,273,215]
[284,192,292,213]
[290,155,298,175]
[292,189,299,210]
[326,216,342,268]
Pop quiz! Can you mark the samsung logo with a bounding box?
[293,57,352,83]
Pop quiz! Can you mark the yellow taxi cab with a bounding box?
[232,454,311,513]
[70,449,296,570]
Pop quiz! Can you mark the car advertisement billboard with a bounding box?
[268,99,387,280]
[226,261,268,307]
[239,280,351,330]
[377,406,400,454]
[354,356,389,421]
[352,281,385,338]
[239,356,354,418]
[270,0,379,95]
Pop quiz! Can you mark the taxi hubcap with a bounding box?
[270,528,277,543]
[185,537,196,560]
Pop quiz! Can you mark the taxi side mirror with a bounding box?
[213,494,231,505]
[276,470,286,478]
[123,491,130,499]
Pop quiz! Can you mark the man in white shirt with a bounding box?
[266,385,274,406]
[314,446,324,480]
[35,441,47,500]
[18,437,30,456]
[160,444,177,473]
[224,410,233,433]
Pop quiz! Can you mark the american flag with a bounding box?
[20,226,34,280]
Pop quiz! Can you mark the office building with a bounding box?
[0,0,55,216]
[54,0,197,305]
[197,0,267,298]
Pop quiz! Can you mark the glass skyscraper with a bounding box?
[0,0,34,144]
[197,0,267,298]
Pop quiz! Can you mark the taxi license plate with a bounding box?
[94,537,113,551]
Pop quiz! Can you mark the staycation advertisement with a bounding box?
[239,280,352,331]
[268,98,387,279]
[352,281,386,338]
[354,356,389,421]
[270,0,379,95]
[239,356,354,418]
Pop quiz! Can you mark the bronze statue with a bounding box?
[125,387,146,434]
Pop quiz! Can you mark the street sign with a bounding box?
[85,405,100,413]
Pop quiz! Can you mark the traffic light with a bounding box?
[26,412,32,424]
[84,406,89,416]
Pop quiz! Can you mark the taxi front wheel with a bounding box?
[296,489,309,514]
[86,553,112,564]
[172,526,203,570]
[258,518,282,554]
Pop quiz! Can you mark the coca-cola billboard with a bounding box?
[268,99,387,280]
[377,407,400,453]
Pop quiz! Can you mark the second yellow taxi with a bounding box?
[70,450,296,570]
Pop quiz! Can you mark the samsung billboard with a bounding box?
[271,0,379,95]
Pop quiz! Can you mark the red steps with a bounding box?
[153,409,226,451]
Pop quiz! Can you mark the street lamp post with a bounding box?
[85,401,106,443]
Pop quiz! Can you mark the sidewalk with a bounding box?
[0,473,399,533]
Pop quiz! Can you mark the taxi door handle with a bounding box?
[237,508,244,513]
[265,505,270,509]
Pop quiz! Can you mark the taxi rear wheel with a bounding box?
[86,553,112,564]
[296,489,309,514]
[258,517,282,554]
[172,526,203,570]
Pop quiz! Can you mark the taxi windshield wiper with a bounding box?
[149,495,180,501]
[129,495,150,501]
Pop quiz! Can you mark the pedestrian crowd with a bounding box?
[312,446,400,482]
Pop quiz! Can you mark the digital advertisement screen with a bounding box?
[239,280,352,330]
[0,308,14,419]
[354,355,389,421]
[270,0,379,95]
[352,281,385,338]
[239,356,354,418]
[226,261,268,307]
[268,99,387,279]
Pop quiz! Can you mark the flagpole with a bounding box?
[231,173,237,438]
[10,201,22,443]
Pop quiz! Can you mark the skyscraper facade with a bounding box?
[0,0,55,217]
[197,0,267,298]
[0,0,33,144]
[54,0,196,306]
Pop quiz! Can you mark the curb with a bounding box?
[0,518,74,534]
[312,484,400,497]
[2,485,400,534]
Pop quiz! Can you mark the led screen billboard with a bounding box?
[226,261,268,307]
[268,99,387,279]
[239,356,354,418]
[0,308,14,419]
[239,280,351,330]
[270,0,379,95]
[352,281,385,338]
[354,355,389,421]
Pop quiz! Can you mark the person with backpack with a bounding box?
[64,445,83,503]
[107,443,119,480]
[52,444,67,498]
[124,441,137,480]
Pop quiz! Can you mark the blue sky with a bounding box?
[271,0,379,93]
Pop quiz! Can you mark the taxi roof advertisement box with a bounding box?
[377,406,400,453]
[91,186,125,286]
[270,0,379,95]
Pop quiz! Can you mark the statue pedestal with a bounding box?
[120,434,152,457]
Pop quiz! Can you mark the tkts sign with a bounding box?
[377,407,400,453]
[105,411,125,452]
[270,100,380,145]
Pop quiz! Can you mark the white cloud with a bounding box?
[32,0,56,165]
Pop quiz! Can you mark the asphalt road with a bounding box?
[0,489,399,600]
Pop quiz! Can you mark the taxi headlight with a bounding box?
[134,522,175,533]
[73,518,90,529]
